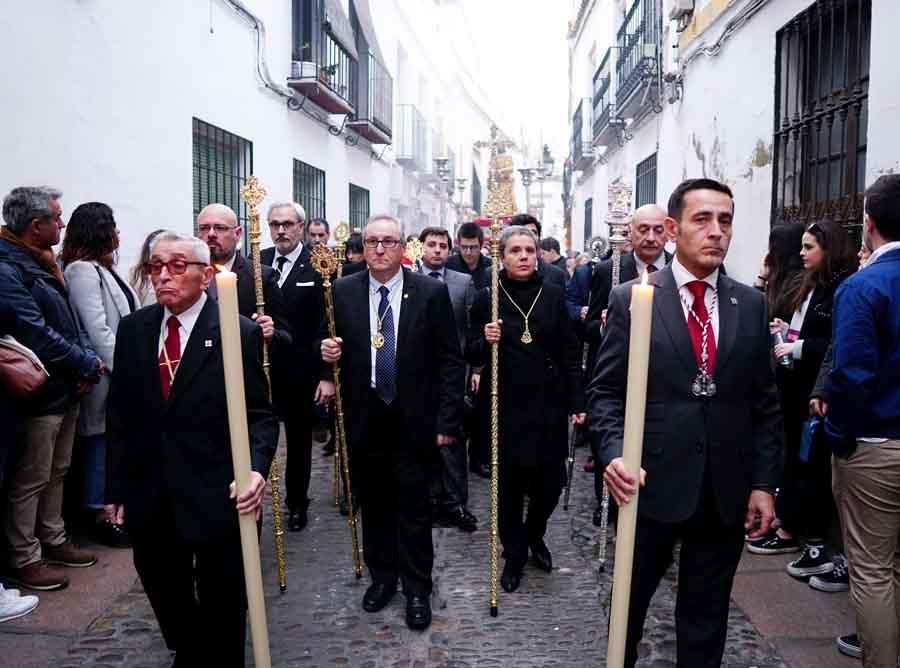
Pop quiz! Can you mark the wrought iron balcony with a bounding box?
[289,29,357,115]
[348,52,392,144]
[615,0,659,115]
[572,98,593,170]
[592,48,614,145]
[395,104,427,171]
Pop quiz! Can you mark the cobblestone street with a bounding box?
[28,432,794,668]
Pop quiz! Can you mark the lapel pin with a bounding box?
[404,293,409,299]
[204,339,213,348]
[730,297,738,305]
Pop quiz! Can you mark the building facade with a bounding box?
[0,0,514,269]
[567,0,898,282]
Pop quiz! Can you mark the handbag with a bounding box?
[0,335,49,398]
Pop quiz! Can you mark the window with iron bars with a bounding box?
[772,0,870,240]
[293,159,326,222]
[349,183,370,233]
[635,153,657,208]
[192,118,253,236]
[584,198,593,244]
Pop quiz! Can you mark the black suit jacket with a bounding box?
[587,266,783,525]
[230,252,292,349]
[318,268,466,457]
[106,298,278,544]
[261,245,324,413]
[538,258,567,292]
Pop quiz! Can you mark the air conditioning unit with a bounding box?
[669,0,694,21]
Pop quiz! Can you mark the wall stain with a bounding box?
[692,133,707,178]
[752,139,772,168]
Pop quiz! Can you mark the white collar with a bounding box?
[671,254,719,291]
[275,242,304,265]
[369,267,404,293]
[633,250,666,275]
[220,255,237,272]
[868,241,900,265]
[421,264,445,278]
[163,292,207,334]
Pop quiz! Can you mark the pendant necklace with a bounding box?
[371,284,399,349]
[499,281,543,345]
[680,288,718,397]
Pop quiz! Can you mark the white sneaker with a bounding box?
[0,590,39,623]
[0,585,21,600]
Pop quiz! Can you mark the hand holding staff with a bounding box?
[239,176,288,593]
[311,244,363,579]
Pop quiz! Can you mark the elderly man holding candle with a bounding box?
[589,178,783,668]
[106,231,278,668]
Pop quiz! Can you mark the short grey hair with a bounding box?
[2,186,63,234]
[150,231,211,265]
[365,214,404,240]
[499,225,538,255]
[266,201,306,222]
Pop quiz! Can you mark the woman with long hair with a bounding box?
[748,219,858,578]
[128,228,166,306]
[754,223,805,310]
[466,225,584,593]
[60,202,137,547]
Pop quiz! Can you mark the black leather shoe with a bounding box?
[501,562,522,592]
[321,435,336,456]
[592,506,604,528]
[288,509,308,532]
[530,539,553,572]
[454,507,478,533]
[90,520,132,548]
[470,462,491,479]
[405,594,431,630]
[362,582,396,612]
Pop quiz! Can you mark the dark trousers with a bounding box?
[468,388,489,467]
[499,464,563,570]
[131,501,247,668]
[624,479,745,668]
[356,392,433,596]
[429,440,469,511]
[283,395,313,513]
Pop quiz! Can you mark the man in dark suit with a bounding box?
[260,201,325,531]
[106,232,278,668]
[588,179,783,668]
[417,226,478,533]
[317,215,465,631]
[583,204,672,524]
[196,203,291,348]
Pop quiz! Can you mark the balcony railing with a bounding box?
[572,98,593,169]
[592,48,612,139]
[395,104,427,171]
[615,0,658,106]
[348,52,393,144]
[289,29,357,115]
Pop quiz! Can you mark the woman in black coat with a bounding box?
[467,225,584,593]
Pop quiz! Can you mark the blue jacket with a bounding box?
[0,237,99,415]
[566,260,595,323]
[824,246,900,452]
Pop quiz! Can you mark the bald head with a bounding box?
[196,203,241,263]
[630,204,667,265]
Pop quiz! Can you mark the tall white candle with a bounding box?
[606,271,654,668]
[215,270,272,668]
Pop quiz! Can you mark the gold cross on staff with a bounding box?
[310,244,340,283]
[240,175,268,210]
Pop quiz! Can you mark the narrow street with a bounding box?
[1,432,855,667]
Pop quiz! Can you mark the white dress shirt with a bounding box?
[634,250,667,276]
[159,292,208,358]
[421,264,445,281]
[670,255,720,341]
[272,242,304,288]
[368,269,404,388]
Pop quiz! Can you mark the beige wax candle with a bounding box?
[215,270,272,668]
[606,272,654,668]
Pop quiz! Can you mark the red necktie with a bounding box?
[686,281,717,374]
[159,315,181,400]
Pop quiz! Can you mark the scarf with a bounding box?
[0,227,65,286]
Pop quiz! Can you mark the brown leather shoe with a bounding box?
[43,540,97,568]
[7,561,69,591]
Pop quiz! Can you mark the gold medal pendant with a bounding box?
[520,329,533,344]
[372,332,385,349]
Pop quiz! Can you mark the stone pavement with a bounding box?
[1,433,849,667]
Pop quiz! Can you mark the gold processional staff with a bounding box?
[331,223,350,507]
[239,176,289,593]
[310,243,363,579]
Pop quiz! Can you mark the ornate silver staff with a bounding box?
[597,180,633,574]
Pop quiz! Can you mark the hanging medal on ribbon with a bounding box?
[682,289,718,398]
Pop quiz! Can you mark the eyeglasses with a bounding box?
[268,220,298,230]
[197,224,238,234]
[364,238,401,249]
[459,244,481,253]
[145,260,208,276]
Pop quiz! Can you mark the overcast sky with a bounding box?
[459,0,571,166]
